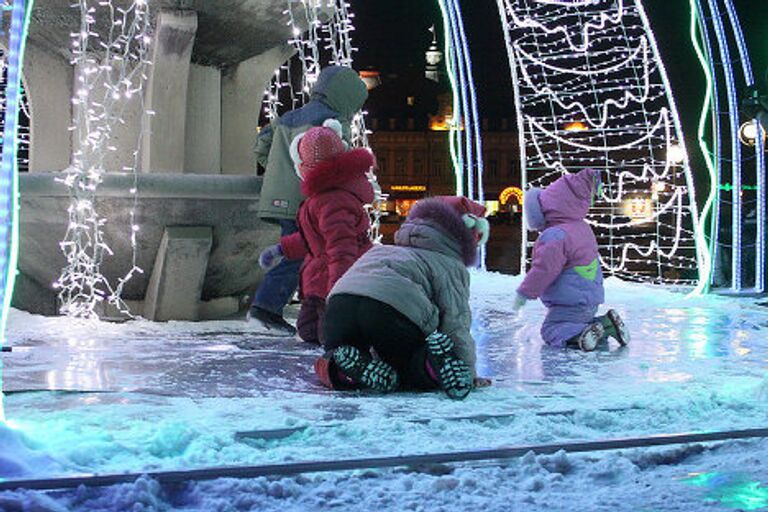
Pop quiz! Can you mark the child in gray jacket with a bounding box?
[314,196,491,400]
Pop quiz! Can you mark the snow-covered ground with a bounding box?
[1,271,768,511]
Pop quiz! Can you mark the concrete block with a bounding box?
[142,10,198,174]
[144,226,212,321]
[19,173,276,308]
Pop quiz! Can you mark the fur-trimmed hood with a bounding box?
[300,148,376,204]
[525,169,601,231]
[395,197,478,266]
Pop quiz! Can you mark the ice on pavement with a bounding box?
[1,271,767,511]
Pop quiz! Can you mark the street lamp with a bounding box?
[738,119,767,147]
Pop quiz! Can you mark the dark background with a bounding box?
[352,0,768,192]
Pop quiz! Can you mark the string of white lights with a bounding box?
[265,0,383,243]
[54,0,152,318]
[497,0,704,285]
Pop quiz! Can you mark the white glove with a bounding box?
[512,292,527,313]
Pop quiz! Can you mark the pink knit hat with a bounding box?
[436,195,490,244]
[438,195,487,218]
[290,119,347,178]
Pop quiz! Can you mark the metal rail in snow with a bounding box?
[1,426,767,492]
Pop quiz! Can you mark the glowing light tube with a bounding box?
[0,0,34,423]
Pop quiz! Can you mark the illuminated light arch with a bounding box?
[499,186,523,207]
[0,0,34,422]
[693,0,765,294]
[495,0,708,287]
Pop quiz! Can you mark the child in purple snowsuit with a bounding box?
[513,169,630,351]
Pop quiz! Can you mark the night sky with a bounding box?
[352,0,768,135]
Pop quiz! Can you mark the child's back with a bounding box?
[515,169,628,351]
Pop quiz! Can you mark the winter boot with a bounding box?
[599,310,630,346]
[566,322,605,352]
[247,306,297,337]
[314,352,357,390]
[332,345,399,393]
[425,332,473,400]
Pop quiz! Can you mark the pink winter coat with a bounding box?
[280,148,375,300]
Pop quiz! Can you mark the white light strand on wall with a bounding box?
[54,0,152,318]
[497,0,706,286]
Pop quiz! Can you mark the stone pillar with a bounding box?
[220,44,294,175]
[141,10,198,173]
[185,64,221,174]
[24,42,72,172]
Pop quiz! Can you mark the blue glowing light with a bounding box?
[695,0,764,293]
[0,0,34,422]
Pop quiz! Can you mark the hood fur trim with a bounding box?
[300,148,375,197]
[524,188,546,232]
[407,197,478,266]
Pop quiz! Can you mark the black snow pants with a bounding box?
[323,293,438,390]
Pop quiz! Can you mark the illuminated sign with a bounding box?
[622,197,654,221]
[391,185,427,192]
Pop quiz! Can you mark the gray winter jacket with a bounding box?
[329,199,478,376]
[255,66,368,221]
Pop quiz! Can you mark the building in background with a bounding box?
[362,32,524,273]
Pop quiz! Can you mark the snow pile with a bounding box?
[0,422,59,479]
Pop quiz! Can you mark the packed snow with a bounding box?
[1,271,767,511]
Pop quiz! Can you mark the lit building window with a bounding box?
[622,197,654,221]
[395,199,418,217]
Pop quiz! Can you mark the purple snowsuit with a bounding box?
[517,169,604,347]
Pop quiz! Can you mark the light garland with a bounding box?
[436,0,486,267]
[496,0,707,286]
[54,0,152,318]
[694,0,765,293]
[265,0,387,242]
[0,0,33,423]
[689,0,718,295]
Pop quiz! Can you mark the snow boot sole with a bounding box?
[571,323,605,352]
[425,332,473,400]
[606,309,630,346]
[332,345,399,393]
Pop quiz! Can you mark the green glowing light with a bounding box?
[688,0,717,296]
[684,472,768,510]
[719,183,759,191]
[436,0,463,196]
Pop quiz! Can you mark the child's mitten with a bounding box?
[259,244,284,271]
